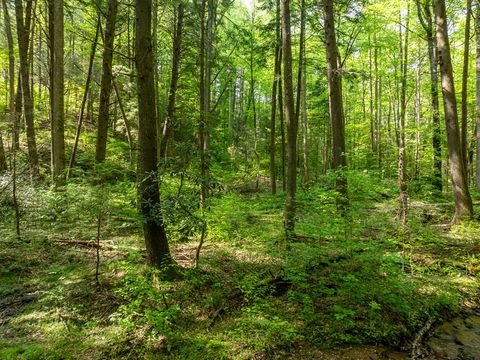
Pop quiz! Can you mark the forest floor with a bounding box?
[0,167,479,359]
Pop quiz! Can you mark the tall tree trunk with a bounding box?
[281,0,297,239]
[1,0,15,170]
[199,0,208,206]
[398,8,409,225]
[294,0,305,127]
[476,0,480,192]
[2,0,18,152]
[95,0,118,162]
[15,0,39,178]
[461,0,472,172]
[302,56,308,183]
[270,0,281,195]
[51,0,65,184]
[135,0,172,269]
[295,0,308,183]
[324,0,348,210]
[416,0,442,191]
[435,0,474,219]
[67,16,100,179]
[160,4,184,159]
[278,52,286,192]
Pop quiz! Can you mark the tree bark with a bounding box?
[160,3,184,160]
[461,0,472,172]
[476,0,480,192]
[398,9,409,225]
[269,0,281,195]
[0,0,14,172]
[135,0,172,269]
[324,0,348,209]
[95,0,118,162]
[281,0,297,239]
[416,0,442,191]
[435,0,474,219]
[278,51,286,192]
[15,0,39,178]
[51,0,65,184]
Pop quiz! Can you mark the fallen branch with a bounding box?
[410,317,435,359]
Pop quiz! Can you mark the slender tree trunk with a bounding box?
[324,0,348,210]
[95,0,118,162]
[476,0,480,192]
[278,53,286,192]
[294,0,305,127]
[249,6,260,190]
[414,51,422,179]
[51,0,65,184]
[67,16,100,179]
[15,0,39,178]
[199,0,208,206]
[135,0,173,269]
[295,0,308,183]
[160,3,184,159]
[270,0,281,195]
[1,0,19,151]
[461,0,472,172]
[398,9,409,225]
[1,0,15,170]
[281,0,297,239]
[113,79,133,161]
[417,0,442,191]
[435,0,474,219]
[302,57,308,183]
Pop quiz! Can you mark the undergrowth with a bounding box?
[0,157,479,359]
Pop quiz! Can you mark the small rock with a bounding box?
[455,330,480,347]
[435,322,456,340]
[465,316,480,330]
[451,317,467,330]
[428,337,461,359]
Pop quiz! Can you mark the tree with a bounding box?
[461,0,472,172]
[281,0,297,239]
[135,0,173,269]
[416,0,442,191]
[324,0,348,209]
[68,17,101,178]
[269,0,281,195]
[50,0,65,184]
[15,0,39,178]
[434,0,474,219]
[398,6,409,225]
[159,3,185,159]
[476,0,480,192]
[96,0,118,162]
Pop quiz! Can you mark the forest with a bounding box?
[0,0,480,358]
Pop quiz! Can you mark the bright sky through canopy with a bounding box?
[239,0,254,11]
